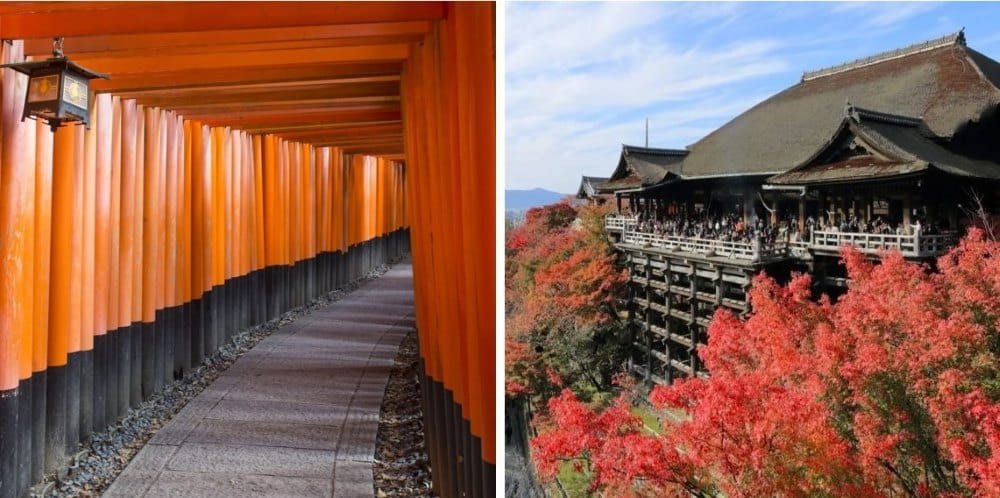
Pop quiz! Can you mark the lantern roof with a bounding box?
[0,56,109,80]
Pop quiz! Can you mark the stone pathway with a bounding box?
[105,261,415,498]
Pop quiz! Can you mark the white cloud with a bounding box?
[830,2,942,29]
[506,2,790,191]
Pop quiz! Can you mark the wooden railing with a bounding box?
[811,230,959,258]
[604,214,634,232]
[618,226,762,261]
[606,215,960,260]
[608,214,791,262]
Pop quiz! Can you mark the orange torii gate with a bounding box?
[0,3,494,497]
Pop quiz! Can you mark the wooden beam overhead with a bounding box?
[236,120,401,134]
[127,81,399,108]
[73,43,410,75]
[193,109,402,128]
[113,76,399,99]
[296,132,403,142]
[290,140,405,150]
[321,141,404,150]
[0,2,164,15]
[90,63,403,92]
[0,2,445,38]
[23,20,432,56]
[30,35,425,61]
[275,124,404,140]
[337,144,404,154]
[163,96,399,115]
[171,101,399,126]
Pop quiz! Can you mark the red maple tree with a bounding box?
[530,229,1000,497]
[506,201,628,398]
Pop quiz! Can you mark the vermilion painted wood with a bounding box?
[74,44,410,76]
[182,122,194,303]
[222,128,233,282]
[82,103,97,351]
[130,102,145,326]
[91,63,403,93]
[94,95,113,339]
[0,2,445,38]
[402,3,496,468]
[164,113,179,311]
[35,36,427,62]
[34,122,53,374]
[231,130,243,279]
[252,136,264,273]
[22,21,432,57]
[108,96,124,330]
[210,127,225,287]
[1,40,36,387]
[141,108,160,325]
[0,2,166,16]
[50,127,74,365]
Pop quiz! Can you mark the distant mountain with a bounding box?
[505,188,569,211]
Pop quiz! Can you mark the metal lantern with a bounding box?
[0,38,108,132]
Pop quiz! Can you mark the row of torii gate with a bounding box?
[0,3,495,498]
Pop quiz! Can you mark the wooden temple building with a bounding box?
[575,175,610,203]
[597,31,1000,385]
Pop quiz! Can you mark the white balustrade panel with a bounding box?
[605,215,959,260]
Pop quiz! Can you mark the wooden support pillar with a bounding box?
[47,126,76,472]
[769,193,778,225]
[616,194,622,214]
[902,195,912,235]
[864,192,872,224]
[818,192,828,225]
[742,189,753,224]
[644,259,652,385]
[797,195,806,233]
[1,40,37,496]
[688,264,697,376]
[624,253,635,375]
[663,260,672,383]
[715,267,723,306]
[925,190,937,227]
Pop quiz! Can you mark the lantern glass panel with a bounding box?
[27,74,59,103]
[62,74,88,109]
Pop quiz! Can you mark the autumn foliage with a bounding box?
[531,229,1000,497]
[505,201,628,399]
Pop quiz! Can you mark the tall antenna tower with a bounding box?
[645,118,649,147]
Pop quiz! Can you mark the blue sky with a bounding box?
[505,2,1000,193]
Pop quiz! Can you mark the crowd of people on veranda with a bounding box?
[618,207,947,248]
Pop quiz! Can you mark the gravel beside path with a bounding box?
[373,330,433,497]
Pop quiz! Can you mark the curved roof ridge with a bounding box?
[847,104,923,127]
[621,144,688,156]
[802,29,965,81]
